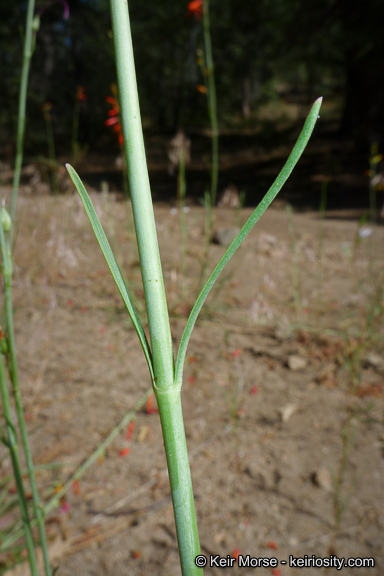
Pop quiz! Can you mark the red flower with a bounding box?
[232,549,241,562]
[72,480,81,495]
[267,541,278,550]
[126,420,135,441]
[119,447,131,457]
[76,86,87,101]
[105,87,124,146]
[60,500,71,514]
[146,394,159,414]
[187,0,203,20]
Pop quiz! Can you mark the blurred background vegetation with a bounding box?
[0,0,383,204]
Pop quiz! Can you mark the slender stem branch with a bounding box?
[203,0,219,208]
[10,0,36,232]
[0,215,52,575]
[0,356,39,576]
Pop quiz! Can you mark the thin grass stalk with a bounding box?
[0,228,38,576]
[0,214,52,576]
[317,179,328,310]
[286,203,304,323]
[203,0,218,208]
[198,190,212,290]
[0,358,38,576]
[10,0,36,231]
[109,1,202,573]
[178,147,188,296]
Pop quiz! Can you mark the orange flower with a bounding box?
[60,501,71,514]
[146,394,159,414]
[126,420,135,441]
[105,87,124,146]
[232,549,241,562]
[40,102,52,112]
[72,480,81,495]
[188,0,203,19]
[76,86,87,101]
[132,550,141,559]
[196,84,208,94]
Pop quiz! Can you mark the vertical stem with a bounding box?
[0,217,52,576]
[203,0,219,207]
[109,2,202,573]
[179,148,188,296]
[156,389,203,576]
[0,355,39,576]
[110,0,173,388]
[286,203,303,323]
[10,0,36,230]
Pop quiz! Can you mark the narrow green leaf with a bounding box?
[175,97,323,388]
[66,164,154,381]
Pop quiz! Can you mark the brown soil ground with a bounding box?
[1,184,383,576]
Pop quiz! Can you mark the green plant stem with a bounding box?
[156,388,202,575]
[0,356,39,576]
[10,0,36,230]
[179,147,188,296]
[317,179,328,310]
[109,1,201,573]
[0,217,52,576]
[286,203,303,323]
[203,0,218,208]
[198,190,212,290]
[110,0,173,388]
